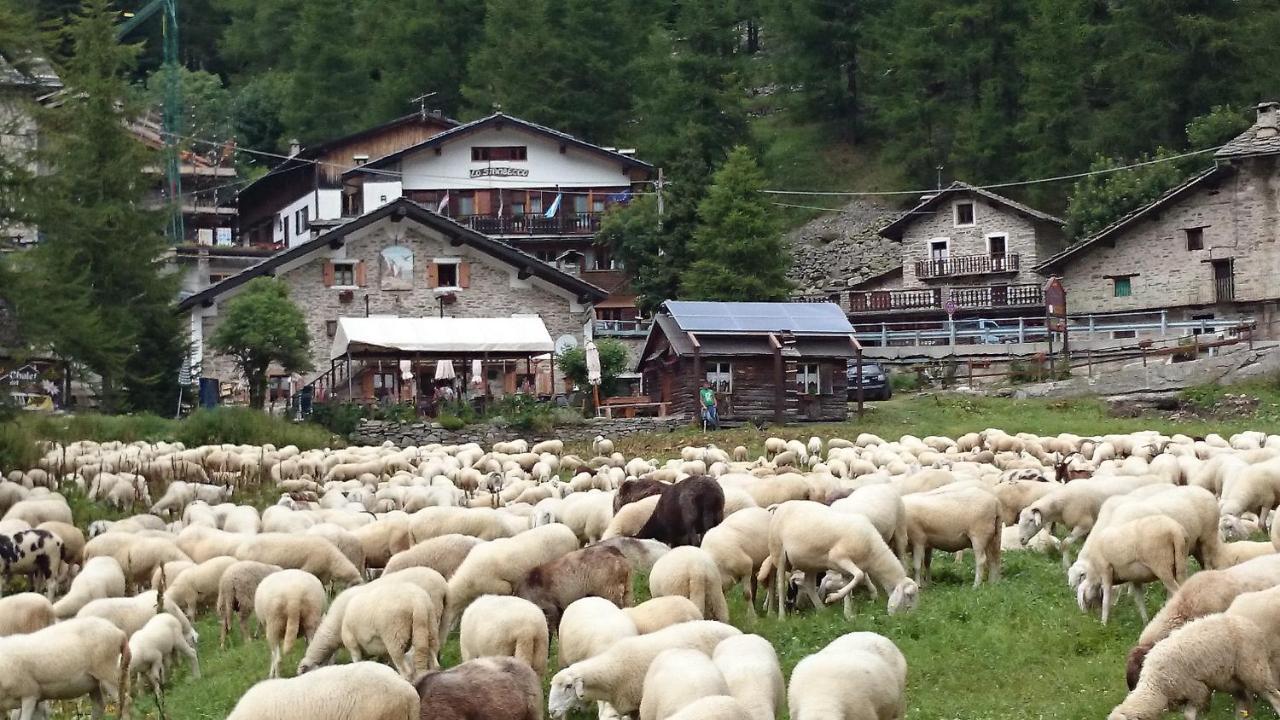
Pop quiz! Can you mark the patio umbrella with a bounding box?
[471,359,484,390]
[434,360,456,381]
[399,360,414,382]
[585,340,602,386]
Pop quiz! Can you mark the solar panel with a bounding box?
[665,301,853,334]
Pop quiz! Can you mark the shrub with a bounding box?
[174,408,334,449]
[490,395,556,432]
[437,413,466,431]
[558,338,631,395]
[0,421,39,470]
[309,401,368,436]
[890,372,920,392]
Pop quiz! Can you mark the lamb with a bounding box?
[548,620,742,718]
[167,555,238,618]
[77,590,198,645]
[384,533,484,578]
[444,523,579,631]
[649,546,729,623]
[0,617,128,720]
[902,485,1002,587]
[557,597,638,669]
[216,560,283,647]
[226,662,419,720]
[1074,515,1186,624]
[53,556,126,618]
[699,507,770,615]
[623,595,703,634]
[459,594,549,675]
[341,578,439,679]
[414,656,543,720]
[1109,613,1280,720]
[515,544,632,632]
[635,476,724,547]
[711,634,784,720]
[638,648,731,720]
[0,593,55,637]
[254,569,327,678]
[788,632,907,720]
[127,612,200,694]
[235,533,363,587]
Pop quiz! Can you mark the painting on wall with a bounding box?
[380,245,414,291]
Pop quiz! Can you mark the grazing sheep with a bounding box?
[54,556,126,618]
[902,485,1002,587]
[166,555,238,618]
[649,546,729,623]
[127,613,200,694]
[830,483,909,561]
[664,696,752,720]
[0,528,65,596]
[226,662,419,720]
[254,569,327,678]
[217,560,283,648]
[0,617,128,720]
[516,544,633,632]
[700,507,770,615]
[384,533,484,578]
[444,523,579,631]
[339,579,439,679]
[557,597,637,669]
[0,593,55,637]
[460,594,549,675]
[77,590,198,645]
[623,596,703,634]
[236,534,363,587]
[1017,477,1158,565]
[414,656,543,720]
[122,536,191,591]
[789,632,907,720]
[1215,540,1277,567]
[548,620,742,718]
[594,537,671,574]
[602,495,660,541]
[635,477,725,547]
[638,648,730,720]
[1074,515,1187,624]
[711,634,784,720]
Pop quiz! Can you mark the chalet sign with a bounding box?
[4,364,38,384]
[469,167,530,179]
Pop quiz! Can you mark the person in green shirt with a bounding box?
[699,381,718,429]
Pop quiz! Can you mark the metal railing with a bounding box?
[454,212,602,236]
[853,310,1256,347]
[594,319,650,337]
[914,253,1020,279]
[844,283,1043,313]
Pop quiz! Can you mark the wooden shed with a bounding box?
[635,301,862,424]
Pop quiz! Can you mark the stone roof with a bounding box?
[1215,102,1280,159]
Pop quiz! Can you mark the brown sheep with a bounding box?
[636,476,725,548]
[516,545,633,633]
[614,479,668,513]
[414,656,543,720]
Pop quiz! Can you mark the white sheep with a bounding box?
[711,634,784,720]
[700,507,770,615]
[602,495,660,540]
[789,632,907,720]
[649,546,729,622]
[53,555,126,619]
[460,594,549,675]
[166,555,238,618]
[902,485,1002,587]
[226,662,419,720]
[77,590,197,646]
[1074,515,1187,624]
[1018,476,1161,565]
[127,612,200,694]
[638,648,731,720]
[444,523,579,631]
[0,593,55,637]
[557,596,638,669]
[216,560,283,647]
[383,533,484,578]
[254,569,327,678]
[341,579,439,679]
[665,695,753,720]
[624,595,704,634]
[0,617,128,720]
[235,533,363,587]
[830,483,909,560]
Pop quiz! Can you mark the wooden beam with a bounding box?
[517,266,533,280]
[390,206,408,222]
[449,236,465,247]
[770,333,785,425]
[328,238,345,249]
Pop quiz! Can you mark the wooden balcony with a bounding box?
[454,212,602,236]
[914,253,1019,279]
[844,283,1044,315]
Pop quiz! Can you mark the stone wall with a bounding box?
[350,415,691,447]
[786,198,903,295]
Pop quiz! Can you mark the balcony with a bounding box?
[594,319,650,337]
[454,212,603,236]
[845,283,1044,315]
[914,253,1020,279]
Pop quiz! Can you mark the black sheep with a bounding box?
[635,476,724,547]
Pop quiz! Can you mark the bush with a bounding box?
[309,402,368,436]
[437,413,466,431]
[890,372,920,392]
[174,408,334,449]
[490,395,556,432]
[0,421,39,471]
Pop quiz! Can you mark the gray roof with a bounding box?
[638,315,857,368]
[1215,103,1280,159]
[663,300,855,335]
[878,181,1063,240]
[0,53,60,90]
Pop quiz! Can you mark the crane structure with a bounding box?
[117,0,183,244]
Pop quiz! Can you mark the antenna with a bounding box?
[410,91,438,119]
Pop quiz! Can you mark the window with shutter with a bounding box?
[458,262,471,288]
[354,261,367,287]
[427,262,440,288]
[323,261,335,287]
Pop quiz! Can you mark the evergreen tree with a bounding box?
[680,147,790,301]
[597,196,681,314]
[278,0,370,143]
[209,278,312,410]
[461,0,564,122]
[9,0,184,413]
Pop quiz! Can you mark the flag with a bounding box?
[544,192,562,219]
[437,192,450,214]
[608,190,632,204]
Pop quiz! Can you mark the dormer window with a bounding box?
[954,201,975,227]
[353,154,369,166]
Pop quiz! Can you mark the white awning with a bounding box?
[330,316,555,360]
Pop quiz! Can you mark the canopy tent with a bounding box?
[330,317,555,360]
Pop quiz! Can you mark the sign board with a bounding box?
[1044,277,1068,332]
[469,167,530,179]
[4,364,38,385]
[943,299,958,317]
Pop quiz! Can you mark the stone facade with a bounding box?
[350,415,690,447]
[786,198,903,295]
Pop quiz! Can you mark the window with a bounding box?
[529,195,543,214]
[1112,330,1137,339]
[281,214,290,244]
[471,146,528,162]
[333,261,356,287]
[929,239,949,261]
[437,261,459,288]
[372,371,396,399]
[533,249,557,263]
[456,194,475,216]
[512,202,526,217]
[295,207,309,235]
[954,201,975,227]
[1112,276,1132,297]
[353,154,369,166]
[592,198,606,213]
[573,194,589,213]
[706,362,732,393]
[208,273,230,284]
[987,234,1007,256]
[326,320,338,337]
[797,363,821,395]
[1186,227,1204,251]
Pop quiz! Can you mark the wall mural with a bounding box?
[380,245,414,291]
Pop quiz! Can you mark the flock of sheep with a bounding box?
[3,428,1280,719]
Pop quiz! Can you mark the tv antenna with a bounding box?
[410,91,438,119]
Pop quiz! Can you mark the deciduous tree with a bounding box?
[209,278,312,410]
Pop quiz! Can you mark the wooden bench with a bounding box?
[597,397,670,418]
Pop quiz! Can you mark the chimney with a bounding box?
[1256,102,1279,138]
[288,139,301,157]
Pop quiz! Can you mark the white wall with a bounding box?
[275,189,343,247]
[362,181,403,213]
[399,126,633,191]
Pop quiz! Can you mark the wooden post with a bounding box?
[689,332,703,426]
[967,360,973,387]
[345,351,352,399]
[1087,349,1093,378]
[769,334,786,425]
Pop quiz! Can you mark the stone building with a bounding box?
[1039,102,1280,339]
[178,197,606,403]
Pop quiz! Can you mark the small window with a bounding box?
[456,194,475,216]
[573,195,589,213]
[326,320,338,337]
[208,273,229,284]
[706,362,732,394]
[295,207,309,235]
[797,363,821,395]
[353,154,369,165]
[955,202,975,227]
[1185,227,1204,251]
[929,239,949,260]
[471,146,528,162]
[592,198,606,213]
[1112,330,1137,339]
[1113,276,1132,297]
[987,235,1007,255]
[333,261,356,287]
[437,261,459,288]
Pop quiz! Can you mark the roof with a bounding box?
[331,316,553,359]
[1215,103,1280,159]
[176,197,608,311]
[343,113,653,179]
[0,53,60,90]
[1036,165,1228,272]
[878,182,1064,241]
[663,301,855,335]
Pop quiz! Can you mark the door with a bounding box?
[1212,259,1235,302]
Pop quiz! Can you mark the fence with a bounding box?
[854,310,1254,347]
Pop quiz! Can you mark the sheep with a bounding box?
[615,479,668,512]
[341,579,439,679]
[384,533,485,578]
[127,612,200,694]
[414,656,543,720]
[0,617,128,720]
[175,525,245,563]
[1110,613,1280,720]
[561,491,615,545]
[444,523,579,631]
[1215,540,1277,567]
[36,520,85,571]
[121,536,191,591]
[700,507,770,615]
[458,594,549,676]
[1074,515,1187,624]
[548,620,742,719]
[409,506,529,542]
[638,648,731,720]
[217,560,283,648]
[711,634,784,720]
[150,560,195,592]
[624,596,704,634]
[830,483,909,561]
[664,696,753,720]
[593,436,615,456]
[235,533,363,587]
[0,593,55,637]
[557,597,638,669]
[3,498,72,527]
[602,495,660,541]
[1089,485,1223,571]
[1018,476,1159,565]
[788,632,907,720]
[167,555,238,618]
[763,501,919,618]
[77,590,197,646]
[902,485,1002,587]
[254,569,327,678]
[635,476,724,547]
[226,662,419,720]
[515,544,632,632]
[54,556,126,618]
[0,527,65,597]
[649,546,729,623]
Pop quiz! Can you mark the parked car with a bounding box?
[847,361,891,401]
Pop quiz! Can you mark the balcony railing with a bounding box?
[594,319,651,337]
[914,253,1019,279]
[1215,276,1236,303]
[454,212,602,236]
[845,283,1044,314]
